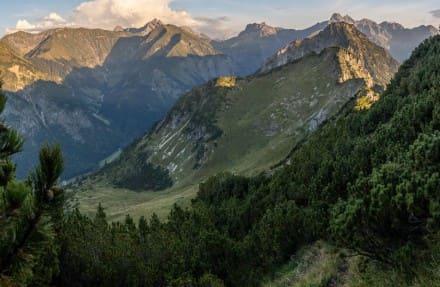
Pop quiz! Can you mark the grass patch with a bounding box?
[263,239,440,287]
[263,241,344,287]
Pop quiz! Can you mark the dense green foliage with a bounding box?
[59,36,440,286]
[111,150,173,191]
[0,82,65,286]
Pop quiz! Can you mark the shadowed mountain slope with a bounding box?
[73,23,399,220]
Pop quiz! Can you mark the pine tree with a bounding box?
[0,82,65,286]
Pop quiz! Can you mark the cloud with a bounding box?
[7,12,67,33]
[7,0,237,37]
[71,0,198,29]
[15,20,36,31]
[195,16,236,39]
[69,0,238,39]
[6,0,198,34]
[44,12,66,24]
[430,9,440,18]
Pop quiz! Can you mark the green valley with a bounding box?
[72,23,399,221]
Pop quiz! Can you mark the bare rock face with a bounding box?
[125,19,164,35]
[261,23,399,89]
[239,22,282,37]
[328,13,439,62]
[336,48,373,87]
[212,22,319,76]
[113,26,124,32]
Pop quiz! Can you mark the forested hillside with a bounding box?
[58,35,440,286]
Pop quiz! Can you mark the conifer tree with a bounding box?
[0,82,65,286]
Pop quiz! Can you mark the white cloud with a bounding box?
[15,20,36,31]
[44,12,66,24]
[5,0,236,39]
[196,16,236,40]
[7,12,67,33]
[6,0,219,36]
[71,0,198,29]
[8,1,436,37]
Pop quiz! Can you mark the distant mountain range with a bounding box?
[0,14,437,179]
[327,13,439,62]
[1,21,240,178]
[74,22,399,220]
[261,22,398,86]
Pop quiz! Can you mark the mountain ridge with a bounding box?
[326,12,439,61]
[73,23,399,220]
[0,14,435,178]
[1,22,241,179]
[261,22,399,88]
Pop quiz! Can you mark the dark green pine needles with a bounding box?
[0,83,65,286]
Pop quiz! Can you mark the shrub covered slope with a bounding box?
[59,35,440,286]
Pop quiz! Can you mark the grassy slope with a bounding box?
[264,240,440,287]
[72,48,365,221]
[262,35,440,287]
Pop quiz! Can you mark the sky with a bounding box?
[0,0,439,39]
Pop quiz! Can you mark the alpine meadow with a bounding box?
[0,1,440,286]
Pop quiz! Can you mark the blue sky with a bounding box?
[0,1,80,32]
[0,0,439,38]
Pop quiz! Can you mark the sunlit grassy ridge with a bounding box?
[73,47,368,221]
[215,76,237,88]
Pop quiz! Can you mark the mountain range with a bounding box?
[72,22,400,220]
[2,21,240,178]
[0,13,437,180]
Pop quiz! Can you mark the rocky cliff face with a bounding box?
[124,19,164,35]
[328,13,439,62]
[261,22,399,89]
[212,22,324,75]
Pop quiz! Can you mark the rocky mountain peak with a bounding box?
[261,22,399,88]
[240,22,280,37]
[126,18,164,35]
[318,22,369,46]
[146,18,164,27]
[113,25,124,32]
[379,21,405,31]
[330,13,355,24]
[142,19,164,31]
